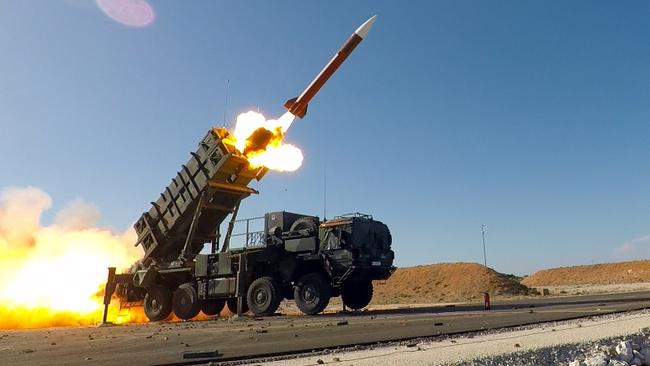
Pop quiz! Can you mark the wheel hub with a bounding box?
[303,286,316,302]
[255,289,268,305]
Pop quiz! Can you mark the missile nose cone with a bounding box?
[354,15,376,39]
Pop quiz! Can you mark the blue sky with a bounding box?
[1,1,649,275]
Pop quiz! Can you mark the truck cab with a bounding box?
[319,214,394,282]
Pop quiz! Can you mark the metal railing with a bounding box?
[333,212,373,220]
[229,216,266,248]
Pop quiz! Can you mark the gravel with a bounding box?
[250,309,650,366]
[454,333,650,365]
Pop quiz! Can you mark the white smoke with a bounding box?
[0,186,52,249]
[54,199,102,231]
[0,186,140,328]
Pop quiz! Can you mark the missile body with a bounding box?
[284,15,376,118]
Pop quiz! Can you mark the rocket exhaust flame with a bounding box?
[0,187,142,329]
[231,111,303,172]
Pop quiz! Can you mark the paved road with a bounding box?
[4,292,650,366]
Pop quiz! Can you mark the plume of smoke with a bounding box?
[0,187,52,249]
[54,199,101,230]
[0,187,141,329]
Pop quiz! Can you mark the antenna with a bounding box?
[481,224,488,267]
[223,79,230,123]
[323,165,327,221]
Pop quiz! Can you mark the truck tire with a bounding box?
[226,297,248,315]
[247,277,281,317]
[290,216,319,233]
[143,285,172,322]
[294,273,331,315]
[342,281,373,310]
[172,283,201,320]
[201,299,226,316]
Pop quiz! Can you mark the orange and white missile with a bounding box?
[284,15,376,118]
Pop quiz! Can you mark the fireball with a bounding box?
[0,187,141,329]
[231,111,304,172]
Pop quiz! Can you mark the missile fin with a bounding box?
[284,97,308,118]
[284,97,298,110]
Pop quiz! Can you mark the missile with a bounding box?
[284,15,376,118]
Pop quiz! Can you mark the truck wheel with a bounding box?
[294,273,331,315]
[201,299,226,316]
[172,283,201,320]
[247,277,281,316]
[342,281,373,310]
[143,285,172,322]
[226,297,248,315]
[290,216,319,232]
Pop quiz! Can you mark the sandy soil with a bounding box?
[371,263,529,305]
[523,260,650,287]
[530,283,650,297]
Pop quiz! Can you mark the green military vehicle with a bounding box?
[103,127,395,321]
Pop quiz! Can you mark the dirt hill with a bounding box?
[522,260,650,287]
[371,262,530,304]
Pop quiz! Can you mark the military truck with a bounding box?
[103,127,394,321]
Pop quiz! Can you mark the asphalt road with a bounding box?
[4,292,650,366]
